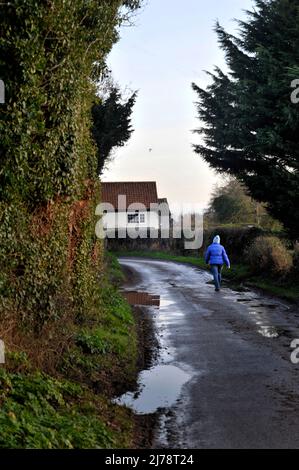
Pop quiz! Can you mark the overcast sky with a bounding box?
[102,0,254,213]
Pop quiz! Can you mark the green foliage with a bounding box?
[76,323,132,357]
[202,226,266,263]
[100,283,135,326]
[205,178,281,229]
[0,0,140,204]
[71,194,103,324]
[92,85,137,174]
[0,0,141,330]
[207,179,257,225]
[5,351,31,372]
[0,369,117,449]
[0,1,141,448]
[61,280,137,385]
[0,256,138,448]
[0,200,71,330]
[193,0,299,238]
[105,251,126,285]
[76,329,112,355]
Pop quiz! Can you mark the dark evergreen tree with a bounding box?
[91,86,137,174]
[192,0,299,238]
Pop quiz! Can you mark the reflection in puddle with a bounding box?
[237,299,277,310]
[258,325,279,338]
[118,286,191,414]
[223,291,287,339]
[160,298,175,308]
[123,291,160,307]
[114,365,191,414]
[248,308,280,338]
[250,304,277,310]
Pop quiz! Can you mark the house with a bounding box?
[101,181,162,232]
[158,197,173,230]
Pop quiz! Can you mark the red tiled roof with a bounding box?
[101,182,158,210]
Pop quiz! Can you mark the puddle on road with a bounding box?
[258,325,279,338]
[114,365,191,415]
[160,298,175,308]
[248,309,280,338]
[236,299,277,310]
[118,287,191,414]
[123,291,160,307]
[123,290,177,313]
[222,288,294,339]
[247,303,278,310]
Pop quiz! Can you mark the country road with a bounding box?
[118,257,299,449]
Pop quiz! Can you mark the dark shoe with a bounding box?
[215,288,220,292]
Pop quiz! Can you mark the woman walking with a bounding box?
[205,235,230,292]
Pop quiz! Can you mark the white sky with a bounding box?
[102,0,254,213]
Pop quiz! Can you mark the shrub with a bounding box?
[246,236,293,275]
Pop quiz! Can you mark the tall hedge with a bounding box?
[0,1,140,335]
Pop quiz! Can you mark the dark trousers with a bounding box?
[210,264,223,290]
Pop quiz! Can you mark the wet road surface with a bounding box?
[118,257,299,449]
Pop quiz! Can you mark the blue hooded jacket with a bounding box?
[205,235,230,267]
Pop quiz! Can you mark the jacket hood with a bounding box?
[213,235,221,244]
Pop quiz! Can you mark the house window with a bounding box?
[139,213,145,223]
[128,212,139,224]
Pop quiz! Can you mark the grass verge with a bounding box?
[0,254,138,448]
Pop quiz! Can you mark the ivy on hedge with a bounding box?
[0,1,141,331]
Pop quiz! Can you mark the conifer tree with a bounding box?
[193,0,299,238]
[92,86,137,175]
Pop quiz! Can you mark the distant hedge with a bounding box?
[246,236,293,276]
[199,227,265,262]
